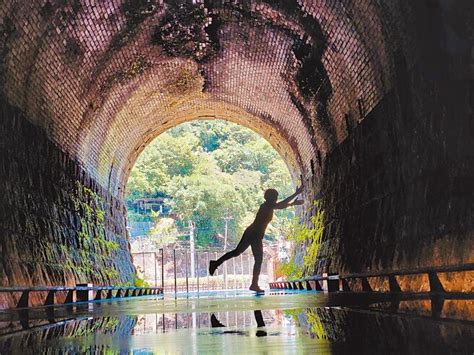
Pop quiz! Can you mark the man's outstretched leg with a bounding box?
[249,240,264,292]
[209,238,249,276]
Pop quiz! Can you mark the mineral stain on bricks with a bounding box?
[0,0,473,308]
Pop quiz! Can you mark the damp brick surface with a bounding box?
[0,1,472,307]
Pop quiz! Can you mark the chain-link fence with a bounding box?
[132,246,278,294]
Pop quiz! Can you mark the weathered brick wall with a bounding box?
[315,84,474,274]
[294,307,473,353]
[0,315,137,352]
[0,0,404,197]
[311,1,474,274]
[0,97,135,307]
[0,0,472,297]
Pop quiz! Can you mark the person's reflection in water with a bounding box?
[254,310,267,337]
[210,311,267,337]
[210,314,225,327]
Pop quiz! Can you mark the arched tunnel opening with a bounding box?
[0,0,472,352]
[126,118,298,290]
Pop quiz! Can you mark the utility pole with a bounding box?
[189,220,195,278]
[223,211,233,289]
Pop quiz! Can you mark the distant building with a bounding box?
[128,197,170,216]
[127,198,175,238]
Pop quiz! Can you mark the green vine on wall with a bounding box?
[278,200,325,278]
[70,180,126,282]
[284,308,327,340]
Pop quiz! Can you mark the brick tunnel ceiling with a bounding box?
[1,0,393,197]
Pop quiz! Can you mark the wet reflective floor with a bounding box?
[0,290,472,354]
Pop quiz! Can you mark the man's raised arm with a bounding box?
[274,185,303,209]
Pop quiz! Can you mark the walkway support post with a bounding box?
[17,291,29,308]
[388,275,401,293]
[189,221,195,278]
[240,254,244,289]
[154,252,157,287]
[223,213,232,290]
[361,277,372,292]
[339,278,351,291]
[323,273,339,292]
[173,249,177,298]
[76,283,93,302]
[206,251,210,291]
[45,290,55,305]
[161,249,164,291]
[214,251,218,289]
[233,257,236,290]
[314,280,323,291]
[185,250,189,296]
[196,251,200,296]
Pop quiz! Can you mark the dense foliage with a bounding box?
[277,200,325,278]
[126,120,295,247]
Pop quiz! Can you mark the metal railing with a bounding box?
[270,263,474,319]
[132,246,278,297]
[270,263,474,293]
[0,285,163,309]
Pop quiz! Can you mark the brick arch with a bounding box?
[74,58,305,197]
[0,1,472,306]
[0,0,391,196]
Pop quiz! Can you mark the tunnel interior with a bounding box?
[0,0,473,309]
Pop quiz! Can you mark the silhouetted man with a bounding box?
[209,186,303,292]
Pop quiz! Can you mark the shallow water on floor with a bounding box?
[0,290,472,354]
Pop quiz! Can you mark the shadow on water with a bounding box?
[0,292,472,353]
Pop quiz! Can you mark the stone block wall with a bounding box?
[0,97,135,307]
[315,86,474,274]
[0,0,472,301]
[294,307,473,353]
[312,2,474,275]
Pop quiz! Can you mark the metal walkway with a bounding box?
[0,289,472,353]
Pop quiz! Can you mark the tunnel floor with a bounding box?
[0,290,472,354]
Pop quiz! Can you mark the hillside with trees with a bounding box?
[126,120,295,249]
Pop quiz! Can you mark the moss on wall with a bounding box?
[278,200,325,278]
[0,97,135,308]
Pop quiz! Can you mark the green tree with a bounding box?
[148,214,178,248]
[165,172,247,246]
[126,120,295,248]
[126,169,156,200]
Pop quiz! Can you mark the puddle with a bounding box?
[0,290,472,353]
